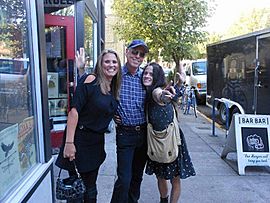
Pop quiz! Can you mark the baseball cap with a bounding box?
[127,39,149,53]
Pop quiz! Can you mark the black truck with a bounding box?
[206,29,270,124]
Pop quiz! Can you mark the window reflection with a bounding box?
[46,26,68,117]
[0,0,38,199]
[45,5,74,123]
[192,61,207,76]
[84,12,94,73]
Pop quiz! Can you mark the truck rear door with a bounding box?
[255,34,270,114]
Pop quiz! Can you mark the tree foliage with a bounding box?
[193,32,222,58]
[193,6,270,59]
[223,8,270,39]
[197,8,270,58]
[0,0,26,58]
[112,0,212,71]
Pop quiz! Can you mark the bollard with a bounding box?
[225,102,229,138]
[212,99,217,137]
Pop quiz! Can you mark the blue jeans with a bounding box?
[111,126,147,203]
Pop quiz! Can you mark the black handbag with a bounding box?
[56,161,86,200]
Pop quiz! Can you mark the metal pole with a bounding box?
[253,60,260,115]
[225,102,229,138]
[212,99,217,137]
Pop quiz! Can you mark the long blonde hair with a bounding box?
[94,49,122,100]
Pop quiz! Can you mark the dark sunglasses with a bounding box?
[130,49,146,58]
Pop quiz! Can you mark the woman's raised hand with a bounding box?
[75,47,85,69]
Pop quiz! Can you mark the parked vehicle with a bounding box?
[184,59,207,104]
[206,29,270,124]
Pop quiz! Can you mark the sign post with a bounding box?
[221,114,270,175]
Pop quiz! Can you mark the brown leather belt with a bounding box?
[117,124,146,132]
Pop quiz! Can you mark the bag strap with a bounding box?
[57,161,81,178]
[171,100,180,122]
[73,161,81,178]
[58,167,62,178]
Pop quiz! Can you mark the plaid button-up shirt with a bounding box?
[117,65,146,126]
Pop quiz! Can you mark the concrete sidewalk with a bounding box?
[53,110,270,203]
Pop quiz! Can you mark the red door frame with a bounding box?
[45,14,75,149]
[45,14,75,59]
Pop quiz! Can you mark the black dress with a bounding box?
[55,77,118,173]
[145,102,196,179]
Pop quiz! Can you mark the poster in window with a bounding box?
[241,127,269,152]
[46,42,52,58]
[57,59,67,98]
[51,28,61,58]
[49,99,68,117]
[47,72,59,98]
[0,124,21,197]
[18,117,37,175]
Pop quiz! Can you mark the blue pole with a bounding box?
[225,102,229,138]
[212,99,217,137]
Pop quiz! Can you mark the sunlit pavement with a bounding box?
[53,109,270,203]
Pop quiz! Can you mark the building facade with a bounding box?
[0,0,105,202]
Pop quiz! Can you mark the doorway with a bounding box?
[44,5,75,152]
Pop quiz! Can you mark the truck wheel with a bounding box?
[219,105,240,125]
[219,103,227,124]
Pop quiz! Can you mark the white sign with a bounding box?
[221,114,270,175]
[0,124,21,197]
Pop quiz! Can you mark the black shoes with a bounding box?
[160,196,169,203]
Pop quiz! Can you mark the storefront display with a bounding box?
[45,10,75,149]
[0,0,40,200]
[0,0,104,201]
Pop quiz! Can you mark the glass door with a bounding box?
[45,9,75,151]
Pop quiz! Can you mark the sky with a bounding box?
[105,0,113,15]
[105,0,270,33]
[206,0,270,33]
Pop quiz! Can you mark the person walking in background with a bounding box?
[110,39,149,203]
[55,48,122,203]
[174,72,186,104]
[142,62,196,203]
[184,86,197,116]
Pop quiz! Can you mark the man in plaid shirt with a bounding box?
[111,39,148,203]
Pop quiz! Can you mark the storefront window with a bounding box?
[0,0,38,199]
[44,1,98,151]
[44,5,75,134]
[84,11,94,73]
[46,26,68,118]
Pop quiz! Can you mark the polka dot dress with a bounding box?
[145,102,196,180]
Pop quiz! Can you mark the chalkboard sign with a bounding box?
[221,114,270,175]
[241,127,269,152]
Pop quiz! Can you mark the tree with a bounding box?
[192,32,222,58]
[112,0,212,72]
[0,0,26,58]
[224,8,270,39]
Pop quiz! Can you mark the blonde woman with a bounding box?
[56,48,122,203]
